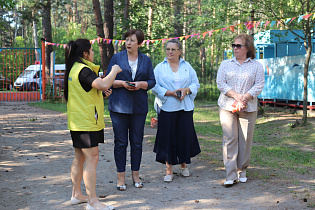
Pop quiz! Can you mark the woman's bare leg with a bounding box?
[81,146,108,208]
[117,171,126,186]
[71,148,87,200]
[180,162,186,168]
[166,161,173,175]
[132,170,141,183]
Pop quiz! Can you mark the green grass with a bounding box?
[28,100,315,177]
[29,93,156,126]
[29,101,67,113]
[27,100,315,205]
[192,104,315,192]
[251,108,315,177]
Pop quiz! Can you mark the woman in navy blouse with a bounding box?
[152,39,200,182]
[105,29,155,191]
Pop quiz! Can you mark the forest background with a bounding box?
[0,0,314,101]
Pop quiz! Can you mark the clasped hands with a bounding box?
[173,88,189,100]
[232,94,250,112]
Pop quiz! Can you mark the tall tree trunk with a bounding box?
[14,9,18,39]
[42,0,52,75]
[113,2,118,53]
[198,0,206,98]
[302,40,311,124]
[73,0,79,23]
[198,0,205,77]
[147,4,153,38]
[92,0,107,72]
[32,16,40,61]
[249,6,255,37]
[301,1,312,124]
[121,0,129,51]
[81,0,84,34]
[182,1,187,60]
[103,0,114,72]
[173,0,182,36]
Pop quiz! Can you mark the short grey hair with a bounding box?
[165,39,182,51]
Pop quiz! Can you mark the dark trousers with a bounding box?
[110,111,147,172]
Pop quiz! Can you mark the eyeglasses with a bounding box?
[166,48,180,52]
[232,44,246,49]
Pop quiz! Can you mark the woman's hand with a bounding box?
[124,81,148,91]
[181,87,190,100]
[233,93,244,102]
[112,64,122,74]
[178,88,187,100]
[165,90,178,98]
[226,90,243,102]
[123,81,137,91]
[165,88,186,100]
[241,93,253,106]
[103,89,112,98]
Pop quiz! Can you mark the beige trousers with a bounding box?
[219,108,257,181]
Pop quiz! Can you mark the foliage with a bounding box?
[0,0,15,9]
[44,81,64,103]
[2,0,315,101]
[0,0,16,29]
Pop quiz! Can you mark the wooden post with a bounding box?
[41,38,46,101]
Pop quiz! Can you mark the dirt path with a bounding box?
[0,102,312,209]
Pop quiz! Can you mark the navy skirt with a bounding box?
[153,110,201,165]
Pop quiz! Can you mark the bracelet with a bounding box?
[186,88,189,95]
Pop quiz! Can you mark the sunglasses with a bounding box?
[232,44,246,49]
[166,48,180,52]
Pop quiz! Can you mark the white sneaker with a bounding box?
[224,180,237,187]
[164,174,173,182]
[239,177,247,183]
[70,197,88,205]
[86,203,115,210]
[179,166,190,177]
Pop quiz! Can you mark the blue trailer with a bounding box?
[254,30,315,109]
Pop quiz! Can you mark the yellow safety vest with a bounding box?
[67,59,105,131]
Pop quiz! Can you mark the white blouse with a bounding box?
[129,59,138,80]
[173,71,181,89]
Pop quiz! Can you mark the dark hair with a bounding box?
[234,33,256,59]
[124,29,144,44]
[64,39,91,102]
[165,39,182,59]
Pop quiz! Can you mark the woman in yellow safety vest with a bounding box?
[64,38,121,210]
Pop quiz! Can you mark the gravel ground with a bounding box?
[0,102,313,210]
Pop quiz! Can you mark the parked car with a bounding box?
[14,64,65,91]
[0,74,13,90]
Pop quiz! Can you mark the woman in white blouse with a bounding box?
[152,39,201,182]
[216,33,265,187]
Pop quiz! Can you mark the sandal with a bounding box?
[133,182,143,188]
[116,184,126,191]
